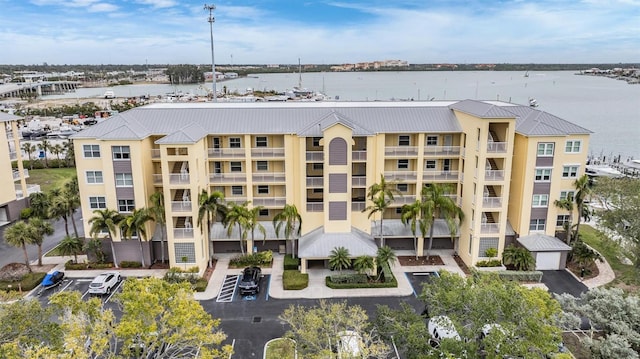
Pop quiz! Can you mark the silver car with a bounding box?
[88,271,122,295]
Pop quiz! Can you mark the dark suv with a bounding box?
[238,267,262,295]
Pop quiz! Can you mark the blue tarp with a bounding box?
[41,271,63,287]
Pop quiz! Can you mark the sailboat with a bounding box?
[524,71,530,78]
[292,58,313,97]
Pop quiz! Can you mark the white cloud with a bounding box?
[135,0,177,9]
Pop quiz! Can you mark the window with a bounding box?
[89,196,106,209]
[83,144,100,158]
[397,183,408,192]
[257,185,269,194]
[395,208,403,214]
[259,209,269,216]
[529,219,546,231]
[312,137,322,147]
[231,186,243,195]
[312,163,324,170]
[255,136,268,147]
[425,160,436,170]
[537,143,554,156]
[565,140,581,153]
[535,168,552,181]
[230,162,242,172]
[115,173,133,187]
[312,188,323,193]
[256,161,268,171]
[426,135,438,146]
[398,135,410,146]
[557,215,571,227]
[174,243,195,263]
[118,199,135,212]
[229,137,241,148]
[112,146,130,160]
[560,191,575,200]
[469,235,473,255]
[532,194,549,207]
[562,165,579,178]
[398,159,409,169]
[86,171,103,184]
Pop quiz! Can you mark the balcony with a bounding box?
[253,172,286,183]
[384,171,417,181]
[171,201,192,212]
[423,146,461,157]
[226,197,248,205]
[391,195,417,206]
[173,228,194,239]
[306,151,324,162]
[352,202,366,212]
[251,147,285,158]
[252,197,286,207]
[168,174,191,184]
[306,177,324,188]
[487,142,508,153]
[209,173,247,183]
[152,174,163,184]
[208,148,245,158]
[151,149,160,158]
[352,151,367,161]
[422,171,459,182]
[480,223,500,234]
[307,203,324,212]
[13,169,29,181]
[385,146,418,157]
[482,197,502,208]
[15,184,41,198]
[9,151,17,160]
[484,170,505,181]
[352,176,367,187]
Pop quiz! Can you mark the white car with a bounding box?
[88,271,122,295]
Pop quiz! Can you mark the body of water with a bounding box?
[44,71,640,159]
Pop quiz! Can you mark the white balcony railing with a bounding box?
[391,195,417,206]
[484,170,505,181]
[352,151,367,161]
[151,149,160,158]
[251,147,285,157]
[352,176,367,187]
[9,151,17,160]
[306,151,324,161]
[252,172,286,183]
[208,148,245,158]
[384,171,417,181]
[252,197,286,207]
[225,197,248,205]
[173,228,194,239]
[169,173,190,184]
[306,177,324,187]
[422,171,459,181]
[152,174,163,184]
[209,173,247,183]
[307,203,324,212]
[352,202,366,211]
[482,197,502,208]
[480,223,500,234]
[15,184,41,199]
[487,142,508,153]
[385,146,418,156]
[423,146,461,156]
[13,169,29,180]
[171,201,192,212]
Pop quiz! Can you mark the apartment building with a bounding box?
[0,112,35,226]
[71,100,591,271]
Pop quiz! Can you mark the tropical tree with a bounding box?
[421,183,464,258]
[364,175,400,247]
[224,201,250,255]
[51,143,63,167]
[364,195,391,247]
[502,244,535,271]
[28,191,50,219]
[554,193,574,244]
[57,236,84,263]
[120,208,153,267]
[149,191,167,264]
[329,246,351,273]
[197,190,227,265]
[21,142,36,170]
[273,203,303,258]
[48,194,71,237]
[62,139,75,167]
[37,139,51,168]
[376,245,397,281]
[573,174,592,239]
[88,209,123,268]
[246,205,267,250]
[401,200,427,259]
[4,221,33,271]
[63,177,81,238]
[84,238,106,264]
[27,217,54,267]
[353,255,375,275]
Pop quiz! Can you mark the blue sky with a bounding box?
[1,0,639,65]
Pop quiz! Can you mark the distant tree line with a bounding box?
[166,64,205,84]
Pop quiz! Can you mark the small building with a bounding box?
[516,233,571,270]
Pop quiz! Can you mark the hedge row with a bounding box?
[120,261,142,268]
[495,270,543,282]
[325,264,398,289]
[476,259,503,267]
[283,254,300,270]
[65,260,114,270]
[229,251,273,268]
[283,270,308,290]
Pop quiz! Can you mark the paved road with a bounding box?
[0,211,84,269]
[540,270,588,297]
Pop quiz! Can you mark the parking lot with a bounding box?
[216,274,271,303]
[29,276,125,309]
[405,271,440,297]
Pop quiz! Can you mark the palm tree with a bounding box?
[28,217,54,267]
[329,246,351,273]
[573,175,592,241]
[502,245,535,271]
[29,192,50,219]
[364,175,400,247]
[364,195,391,247]
[49,194,71,237]
[401,201,427,259]
[84,238,106,264]
[120,208,153,267]
[421,184,464,258]
[376,245,397,281]
[149,191,167,264]
[353,255,375,275]
[63,140,75,167]
[89,209,123,268]
[21,142,36,170]
[225,202,250,255]
[273,204,303,258]
[246,205,267,250]
[52,143,63,167]
[63,177,81,238]
[554,193,574,244]
[4,221,33,271]
[197,190,227,265]
[37,139,51,168]
[57,235,84,263]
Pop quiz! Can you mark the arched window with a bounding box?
[329,138,347,165]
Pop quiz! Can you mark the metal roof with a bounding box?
[372,219,459,238]
[516,233,572,252]
[505,106,592,136]
[449,99,517,118]
[298,227,379,258]
[0,111,21,122]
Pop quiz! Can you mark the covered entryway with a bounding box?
[517,233,571,270]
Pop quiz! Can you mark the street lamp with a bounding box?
[204,3,217,102]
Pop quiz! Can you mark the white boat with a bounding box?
[529,98,539,107]
[585,164,624,178]
[103,90,115,99]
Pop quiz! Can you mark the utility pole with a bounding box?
[204,4,217,102]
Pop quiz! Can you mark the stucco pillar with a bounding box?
[246,239,254,254]
[417,237,424,257]
[300,258,308,274]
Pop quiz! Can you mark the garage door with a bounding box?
[536,252,561,270]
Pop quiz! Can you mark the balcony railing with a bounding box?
[9,151,17,160]
[15,184,41,198]
[385,146,418,156]
[13,169,29,180]
[169,174,190,184]
[482,197,502,208]
[484,170,505,181]
[226,197,247,205]
[252,197,286,207]
[173,228,194,239]
[487,142,508,153]
[422,171,459,181]
[152,174,163,184]
[306,177,324,187]
[352,202,366,211]
[252,172,286,183]
[209,173,247,183]
[384,171,417,181]
[352,151,367,161]
[208,148,245,158]
[171,201,192,212]
[480,223,500,234]
[251,147,285,158]
[423,146,461,156]
[307,203,324,212]
[306,151,324,161]
[391,195,417,206]
[151,149,160,158]
[352,176,367,187]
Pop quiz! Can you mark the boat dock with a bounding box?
[0,80,80,98]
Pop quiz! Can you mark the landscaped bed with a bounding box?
[397,255,444,266]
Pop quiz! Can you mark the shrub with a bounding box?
[283,254,300,270]
[484,247,498,258]
[283,270,308,290]
[164,267,207,291]
[229,251,273,268]
[120,261,142,268]
[329,274,369,284]
[65,260,87,270]
[0,272,46,292]
[502,245,535,271]
[87,262,114,269]
[20,208,33,220]
[476,259,503,267]
[194,278,208,292]
[326,263,398,289]
[495,270,543,282]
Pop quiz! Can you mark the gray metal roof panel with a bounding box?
[372,219,459,238]
[298,227,378,258]
[449,100,516,118]
[155,122,208,144]
[0,112,21,122]
[506,106,592,136]
[516,233,571,252]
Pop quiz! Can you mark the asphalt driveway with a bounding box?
[540,270,588,297]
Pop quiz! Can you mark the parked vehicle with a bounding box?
[428,316,461,347]
[88,271,121,295]
[238,267,262,295]
[40,270,65,290]
[337,330,362,357]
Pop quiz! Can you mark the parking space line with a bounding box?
[59,280,73,292]
[264,276,270,301]
[405,273,417,297]
[104,280,123,303]
[81,289,90,300]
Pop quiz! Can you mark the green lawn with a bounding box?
[26,168,77,193]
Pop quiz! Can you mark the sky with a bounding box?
[1,0,639,65]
